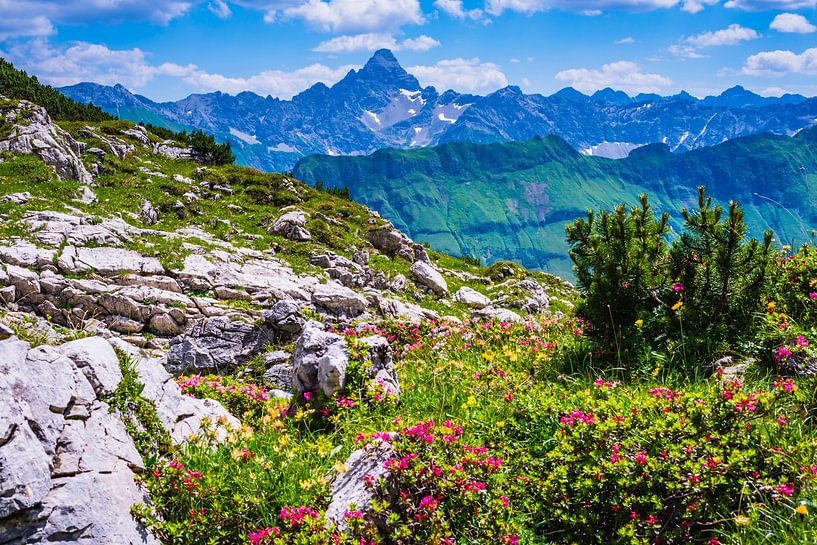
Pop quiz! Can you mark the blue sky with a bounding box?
[1,0,816,101]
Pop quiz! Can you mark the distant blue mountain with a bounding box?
[60,49,817,172]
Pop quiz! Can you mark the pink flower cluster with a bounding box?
[178,375,270,403]
[248,527,280,545]
[560,409,597,427]
[648,387,681,400]
[279,505,320,529]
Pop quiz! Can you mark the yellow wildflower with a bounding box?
[671,302,683,311]
[635,319,644,328]
[796,504,808,516]
[496,421,505,428]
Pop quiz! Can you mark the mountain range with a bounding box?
[61,49,817,172]
[294,128,817,278]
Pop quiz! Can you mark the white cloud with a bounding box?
[555,60,672,94]
[615,36,636,44]
[484,0,716,16]
[0,15,54,40]
[313,33,440,52]
[770,13,816,33]
[686,23,759,47]
[208,0,232,18]
[434,0,484,19]
[742,47,817,76]
[163,62,359,98]
[4,38,359,99]
[671,23,759,57]
[0,0,196,26]
[725,0,817,9]
[407,58,508,94]
[283,0,425,33]
[5,39,162,88]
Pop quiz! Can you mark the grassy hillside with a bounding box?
[294,131,817,278]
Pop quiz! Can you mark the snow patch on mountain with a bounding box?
[229,128,260,145]
[580,141,643,160]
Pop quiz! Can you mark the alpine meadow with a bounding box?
[1,3,817,545]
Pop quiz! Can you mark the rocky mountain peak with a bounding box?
[350,48,420,91]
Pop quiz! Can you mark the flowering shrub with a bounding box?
[352,419,523,545]
[526,378,811,544]
[248,505,348,545]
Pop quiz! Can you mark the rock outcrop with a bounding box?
[0,98,93,184]
[325,439,395,533]
[292,321,349,397]
[0,331,237,544]
[410,261,448,296]
[269,210,311,241]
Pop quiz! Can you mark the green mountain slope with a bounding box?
[294,131,817,277]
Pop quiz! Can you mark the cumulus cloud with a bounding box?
[313,33,440,53]
[162,62,359,97]
[4,38,359,99]
[686,23,759,46]
[434,0,484,19]
[671,23,759,58]
[725,0,817,9]
[4,39,163,88]
[0,15,54,40]
[555,60,672,94]
[484,0,717,16]
[282,0,425,33]
[742,47,817,76]
[407,58,508,94]
[770,13,816,33]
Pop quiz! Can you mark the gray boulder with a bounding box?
[410,261,448,296]
[2,192,31,205]
[325,440,395,532]
[453,286,491,309]
[473,306,524,324]
[262,299,305,335]
[359,335,399,397]
[292,321,348,397]
[311,282,368,315]
[270,210,311,241]
[166,316,275,374]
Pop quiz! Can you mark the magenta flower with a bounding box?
[672,282,684,292]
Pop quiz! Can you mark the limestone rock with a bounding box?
[0,98,93,184]
[359,335,399,397]
[326,440,395,532]
[1,192,31,204]
[59,336,122,396]
[262,300,305,336]
[292,321,348,397]
[453,286,491,309]
[366,226,415,262]
[311,282,368,315]
[166,316,275,374]
[473,306,524,324]
[140,200,159,225]
[410,261,448,296]
[269,210,311,241]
